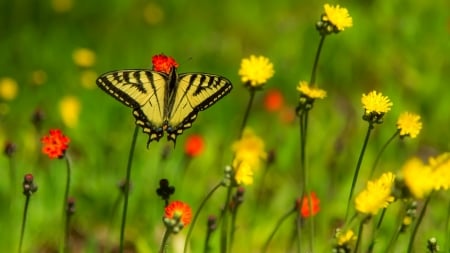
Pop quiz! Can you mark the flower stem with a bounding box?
[159,228,171,253]
[18,195,31,253]
[238,88,256,139]
[368,208,387,253]
[369,130,399,178]
[346,123,373,221]
[220,186,232,253]
[184,182,223,253]
[354,217,367,253]
[262,208,296,253]
[119,125,139,253]
[63,155,72,253]
[310,35,326,85]
[407,194,432,253]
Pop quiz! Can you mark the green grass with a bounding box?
[1,0,449,252]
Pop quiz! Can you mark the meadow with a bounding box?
[0,0,449,252]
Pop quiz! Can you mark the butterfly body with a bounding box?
[96,67,232,145]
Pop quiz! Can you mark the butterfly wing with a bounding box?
[165,73,233,143]
[96,70,168,142]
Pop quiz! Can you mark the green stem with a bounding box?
[369,130,399,178]
[310,35,326,85]
[346,123,373,221]
[229,192,241,253]
[385,202,408,253]
[119,126,139,253]
[368,208,387,253]
[18,195,30,253]
[238,88,256,139]
[220,186,233,253]
[262,208,296,253]
[64,208,72,253]
[63,155,72,253]
[159,228,171,253]
[354,217,366,253]
[184,182,223,253]
[407,194,432,253]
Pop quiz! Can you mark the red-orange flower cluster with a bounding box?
[297,192,320,218]
[152,54,179,74]
[164,200,192,226]
[184,134,205,157]
[41,129,70,159]
[264,88,284,112]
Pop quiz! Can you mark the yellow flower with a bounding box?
[59,96,81,128]
[0,77,18,101]
[337,229,357,246]
[402,157,433,199]
[73,48,96,68]
[322,4,353,31]
[232,128,267,185]
[361,90,393,115]
[296,81,327,99]
[428,153,450,191]
[238,55,274,87]
[355,172,395,215]
[396,112,422,138]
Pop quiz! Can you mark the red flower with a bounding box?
[264,89,284,112]
[152,54,179,74]
[164,200,192,226]
[297,192,320,218]
[41,129,70,159]
[184,134,205,157]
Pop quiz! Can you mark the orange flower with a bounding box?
[164,200,192,226]
[152,54,179,74]
[41,129,70,159]
[184,134,205,157]
[264,89,284,112]
[297,192,320,218]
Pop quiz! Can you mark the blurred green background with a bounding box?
[1,0,449,252]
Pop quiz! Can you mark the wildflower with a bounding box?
[0,77,18,101]
[297,81,327,100]
[401,157,434,199]
[164,200,192,233]
[361,91,393,124]
[296,192,320,218]
[336,229,357,246]
[429,152,450,191]
[232,128,267,185]
[152,54,179,74]
[318,4,353,34]
[184,134,204,157]
[264,89,284,112]
[41,129,70,159]
[59,96,81,128]
[238,55,274,87]
[72,48,96,68]
[397,112,422,138]
[355,172,395,215]
[23,173,38,196]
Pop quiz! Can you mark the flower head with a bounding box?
[164,200,192,232]
[355,172,395,215]
[333,229,357,253]
[41,129,70,159]
[72,48,96,68]
[361,91,393,123]
[23,173,38,196]
[296,192,320,218]
[232,128,267,185]
[428,152,450,191]
[238,55,274,88]
[59,96,81,128]
[0,77,18,101]
[397,112,422,138]
[152,54,179,74]
[297,81,327,100]
[184,134,205,157]
[401,157,433,199]
[318,4,353,34]
[264,89,284,112]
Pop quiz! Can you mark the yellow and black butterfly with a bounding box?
[96,67,233,146]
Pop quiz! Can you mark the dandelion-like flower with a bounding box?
[72,48,96,68]
[397,112,422,138]
[401,157,433,199]
[59,96,81,128]
[355,172,395,215]
[232,128,267,185]
[152,54,179,74]
[318,4,353,34]
[297,81,327,100]
[336,229,357,246]
[238,55,274,88]
[184,134,204,157]
[428,152,450,191]
[41,129,70,159]
[361,90,393,124]
[0,77,18,101]
[296,192,320,218]
[164,200,192,233]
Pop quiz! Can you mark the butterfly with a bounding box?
[96,67,233,146]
